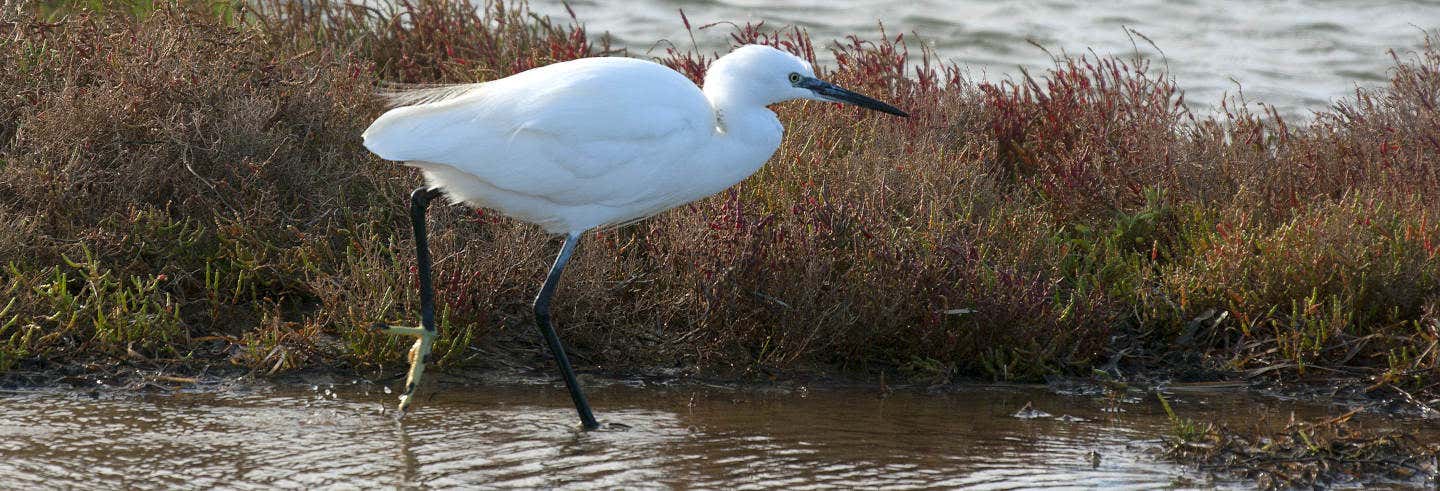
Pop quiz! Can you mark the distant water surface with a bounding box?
[529,0,1440,119]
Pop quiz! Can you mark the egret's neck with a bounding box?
[704,83,783,149]
[684,86,782,197]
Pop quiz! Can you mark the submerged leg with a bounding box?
[535,232,600,430]
[374,186,444,415]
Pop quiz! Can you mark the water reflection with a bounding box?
[0,382,1380,489]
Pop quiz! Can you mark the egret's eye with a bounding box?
[788,72,802,84]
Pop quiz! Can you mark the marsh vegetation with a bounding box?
[2,0,1438,448]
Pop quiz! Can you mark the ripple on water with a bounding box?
[519,0,1438,120]
[0,384,1402,489]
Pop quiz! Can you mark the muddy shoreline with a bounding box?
[4,363,1438,489]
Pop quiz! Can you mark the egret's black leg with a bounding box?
[535,232,600,430]
[374,186,444,414]
[410,187,443,334]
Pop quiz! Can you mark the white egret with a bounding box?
[363,44,907,429]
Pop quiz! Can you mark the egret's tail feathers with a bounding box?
[362,84,487,161]
[377,82,484,108]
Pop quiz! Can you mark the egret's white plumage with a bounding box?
[363,45,905,426]
[363,46,827,233]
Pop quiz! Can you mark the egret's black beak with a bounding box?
[798,77,908,117]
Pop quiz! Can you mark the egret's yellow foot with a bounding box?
[374,323,435,414]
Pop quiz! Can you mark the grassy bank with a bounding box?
[1,2,1437,395]
[1161,400,1435,488]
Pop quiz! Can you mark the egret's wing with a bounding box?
[362,57,714,206]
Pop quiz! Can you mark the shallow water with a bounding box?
[527,0,1440,119]
[0,378,1424,489]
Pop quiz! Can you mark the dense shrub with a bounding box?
[1,2,1436,387]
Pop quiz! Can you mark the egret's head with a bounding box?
[704,45,908,117]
